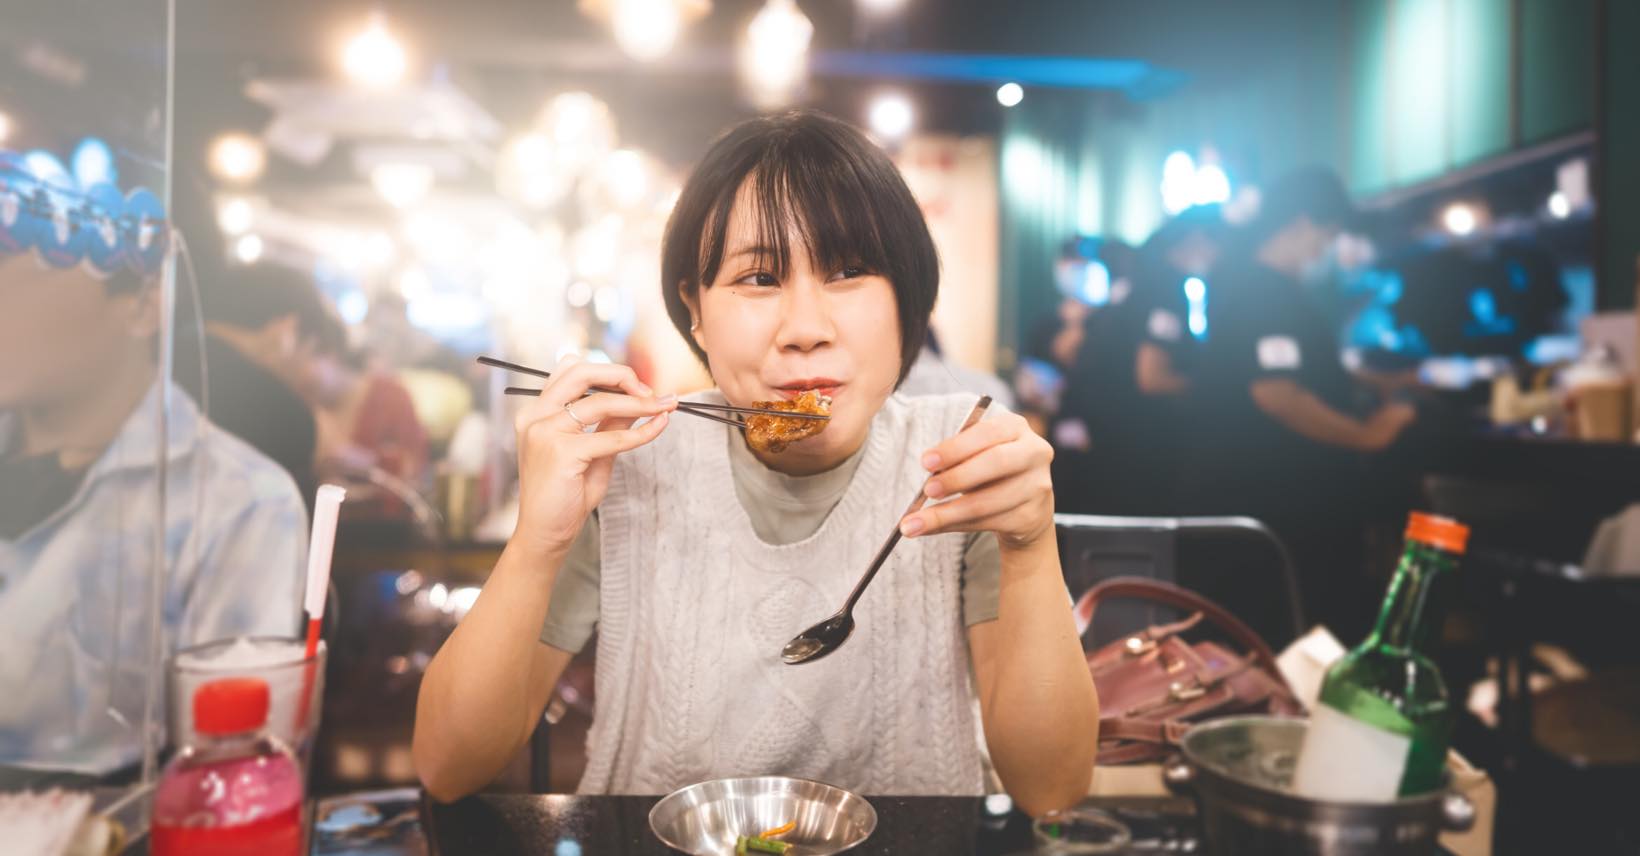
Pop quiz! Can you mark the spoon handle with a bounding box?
[840,396,993,613]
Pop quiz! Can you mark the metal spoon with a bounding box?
[781,396,992,665]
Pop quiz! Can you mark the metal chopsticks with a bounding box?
[479,356,831,427]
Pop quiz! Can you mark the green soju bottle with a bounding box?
[1291,512,1470,801]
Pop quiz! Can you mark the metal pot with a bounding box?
[1163,716,1474,856]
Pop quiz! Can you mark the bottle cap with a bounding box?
[194,677,271,736]
[1406,512,1469,554]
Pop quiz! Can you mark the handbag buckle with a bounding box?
[1124,636,1157,657]
[1168,680,1206,702]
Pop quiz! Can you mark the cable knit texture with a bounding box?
[579,391,987,795]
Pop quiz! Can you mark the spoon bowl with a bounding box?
[781,612,855,664]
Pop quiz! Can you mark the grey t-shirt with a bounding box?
[539,428,1003,653]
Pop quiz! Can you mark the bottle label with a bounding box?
[1291,703,1411,803]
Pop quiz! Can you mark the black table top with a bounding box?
[419,793,1200,855]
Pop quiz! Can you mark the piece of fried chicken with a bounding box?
[745,390,832,454]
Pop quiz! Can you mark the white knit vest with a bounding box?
[580,391,987,796]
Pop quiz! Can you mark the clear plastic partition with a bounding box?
[0,0,175,788]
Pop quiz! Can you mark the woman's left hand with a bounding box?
[900,410,1055,551]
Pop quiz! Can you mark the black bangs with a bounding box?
[697,129,893,288]
[661,109,940,384]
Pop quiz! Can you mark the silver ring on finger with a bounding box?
[564,400,591,430]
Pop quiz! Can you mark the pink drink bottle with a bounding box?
[151,676,304,856]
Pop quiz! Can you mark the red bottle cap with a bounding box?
[1406,512,1470,555]
[194,677,271,736]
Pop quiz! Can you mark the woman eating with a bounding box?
[413,110,1099,814]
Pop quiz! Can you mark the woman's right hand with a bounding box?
[511,355,676,558]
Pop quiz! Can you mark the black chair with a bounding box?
[1054,513,1306,651]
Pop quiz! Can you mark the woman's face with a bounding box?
[687,180,903,474]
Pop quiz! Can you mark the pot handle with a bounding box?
[1162,755,1196,793]
[1441,791,1476,832]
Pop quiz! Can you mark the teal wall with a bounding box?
[1598,0,1640,310]
[1448,0,1512,166]
[1344,0,1596,195]
[1520,0,1597,144]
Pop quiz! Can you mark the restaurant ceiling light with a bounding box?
[542,92,617,173]
[1548,190,1571,220]
[996,82,1024,107]
[1442,203,1478,236]
[612,0,682,61]
[580,0,709,61]
[217,198,255,235]
[857,0,908,14]
[209,133,267,185]
[371,162,435,208]
[740,0,813,109]
[343,15,408,88]
[868,92,914,140]
[233,233,265,265]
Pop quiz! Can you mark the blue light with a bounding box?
[554,840,583,856]
[1506,261,1527,291]
[71,138,116,188]
[1378,272,1403,305]
[813,51,1164,92]
[1080,259,1111,305]
[1183,276,1208,339]
[1468,288,1497,324]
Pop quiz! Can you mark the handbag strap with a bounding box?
[1075,576,1283,676]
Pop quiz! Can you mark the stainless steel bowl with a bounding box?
[648,776,877,856]
[1164,716,1474,856]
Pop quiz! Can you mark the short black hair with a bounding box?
[660,109,939,384]
[1245,165,1358,245]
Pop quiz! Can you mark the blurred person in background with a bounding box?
[1054,210,1227,515]
[173,262,325,505]
[1191,166,1415,637]
[304,312,431,523]
[1009,239,1123,438]
[170,172,321,504]
[0,241,306,780]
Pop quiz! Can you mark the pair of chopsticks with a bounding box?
[479,356,830,431]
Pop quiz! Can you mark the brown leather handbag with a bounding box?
[1073,576,1304,764]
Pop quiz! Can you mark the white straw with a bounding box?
[304,484,347,621]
